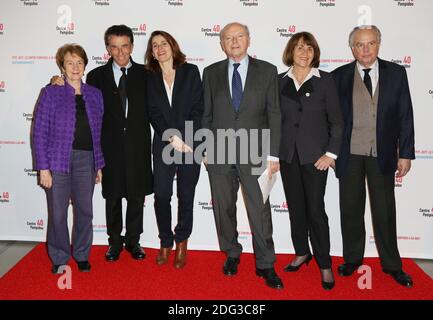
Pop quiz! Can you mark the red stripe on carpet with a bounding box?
[0,244,432,300]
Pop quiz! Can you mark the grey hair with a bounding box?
[220,22,250,41]
[348,25,382,47]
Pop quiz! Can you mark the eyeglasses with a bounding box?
[223,33,247,43]
[354,41,378,50]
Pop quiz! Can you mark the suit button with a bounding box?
[298,108,302,112]
[294,123,299,128]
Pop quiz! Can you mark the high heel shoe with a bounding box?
[283,253,312,272]
[320,268,335,290]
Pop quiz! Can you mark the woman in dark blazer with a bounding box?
[278,32,343,289]
[33,44,104,274]
[145,30,203,269]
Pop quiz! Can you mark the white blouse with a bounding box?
[163,78,174,107]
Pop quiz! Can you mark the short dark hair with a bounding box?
[104,24,134,46]
[144,30,186,72]
[55,43,88,71]
[282,32,321,68]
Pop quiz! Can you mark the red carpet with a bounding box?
[1,243,432,300]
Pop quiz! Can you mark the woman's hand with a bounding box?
[169,135,193,153]
[39,170,52,189]
[50,75,65,86]
[267,160,280,178]
[95,169,102,184]
[314,155,335,171]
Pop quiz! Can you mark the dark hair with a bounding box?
[55,43,88,71]
[144,30,186,72]
[282,31,321,68]
[104,24,134,46]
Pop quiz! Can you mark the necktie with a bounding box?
[363,68,372,97]
[119,67,127,116]
[232,63,242,112]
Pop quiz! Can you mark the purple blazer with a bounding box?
[33,82,105,173]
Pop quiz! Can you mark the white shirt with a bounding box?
[163,78,174,107]
[228,55,249,96]
[112,60,132,117]
[356,59,379,96]
[283,66,321,91]
[283,67,337,160]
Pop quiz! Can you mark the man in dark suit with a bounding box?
[86,25,152,261]
[202,22,283,289]
[332,25,415,287]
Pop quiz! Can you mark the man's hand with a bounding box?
[170,135,193,153]
[50,75,65,86]
[396,159,411,177]
[39,169,52,189]
[267,160,280,178]
[314,155,334,171]
[95,169,102,184]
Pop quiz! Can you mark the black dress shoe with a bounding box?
[223,257,240,276]
[105,245,123,262]
[337,263,362,276]
[383,269,413,288]
[125,244,146,260]
[283,253,312,272]
[77,261,91,272]
[256,268,284,289]
[51,264,67,274]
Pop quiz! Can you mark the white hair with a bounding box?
[348,25,382,47]
[220,22,250,41]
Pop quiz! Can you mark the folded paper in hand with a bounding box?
[258,168,277,204]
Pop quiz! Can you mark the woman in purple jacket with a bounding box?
[33,44,104,274]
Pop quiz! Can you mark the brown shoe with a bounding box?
[173,239,188,269]
[156,247,172,265]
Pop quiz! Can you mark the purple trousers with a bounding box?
[46,150,96,265]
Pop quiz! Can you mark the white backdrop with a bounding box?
[0,0,432,258]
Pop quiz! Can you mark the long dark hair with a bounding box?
[144,30,186,72]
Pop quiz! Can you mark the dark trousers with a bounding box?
[153,154,201,248]
[105,196,144,247]
[280,150,332,269]
[339,154,402,271]
[47,150,96,265]
[208,165,276,269]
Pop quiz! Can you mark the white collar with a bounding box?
[284,67,321,79]
[229,55,249,67]
[356,59,378,74]
[113,59,132,71]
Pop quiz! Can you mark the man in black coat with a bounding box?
[332,25,415,287]
[86,25,152,261]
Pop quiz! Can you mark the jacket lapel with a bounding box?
[103,59,118,93]
[156,71,172,108]
[377,58,387,122]
[238,56,256,113]
[344,61,356,119]
[171,64,183,109]
[218,60,234,113]
[281,75,299,103]
[281,72,315,105]
[103,59,124,116]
